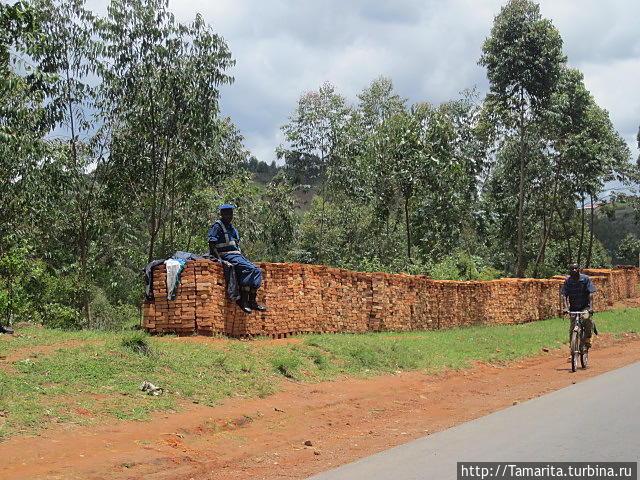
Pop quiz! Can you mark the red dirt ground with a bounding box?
[1,308,640,480]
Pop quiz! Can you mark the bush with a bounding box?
[90,289,140,330]
[0,247,83,328]
[41,303,83,330]
[120,331,152,356]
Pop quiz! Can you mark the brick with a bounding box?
[142,261,640,338]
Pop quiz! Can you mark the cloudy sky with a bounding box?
[91,0,640,182]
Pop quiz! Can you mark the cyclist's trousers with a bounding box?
[569,314,593,338]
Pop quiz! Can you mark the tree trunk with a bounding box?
[404,196,411,260]
[532,163,562,276]
[66,60,92,328]
[556,205,573,265]
[318,149,327,265]
[577,194,585,266]
[147,90,159,263]
[532,214,548,277]
[586,193,595,267]
[515,99,527,278]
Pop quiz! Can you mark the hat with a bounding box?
[218,204,236,210]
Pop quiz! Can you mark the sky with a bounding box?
[89,0,640,190]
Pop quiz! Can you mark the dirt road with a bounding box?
[1,330,639,480]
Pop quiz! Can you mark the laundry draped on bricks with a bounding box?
[142,261,640,338]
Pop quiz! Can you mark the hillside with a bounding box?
[593,203,640,264]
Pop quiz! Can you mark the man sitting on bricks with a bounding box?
[208,204,267,314]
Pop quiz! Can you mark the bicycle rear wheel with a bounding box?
[570,330,579,372]
[580,332,589,369]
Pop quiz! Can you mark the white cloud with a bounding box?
[94,0,640,164]
[580,58,640,158]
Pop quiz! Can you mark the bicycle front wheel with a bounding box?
[580,333,589,369]
[570,330,579,373]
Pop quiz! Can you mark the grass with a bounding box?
[0,307,638,440]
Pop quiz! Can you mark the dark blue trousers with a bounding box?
[220,253,262,288]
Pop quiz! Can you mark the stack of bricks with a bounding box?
[142,263,640,338]
[617,265,640,298]
[142,263,196,335]
[584,267,640,305]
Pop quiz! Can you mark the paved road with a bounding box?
[306,362,640,480]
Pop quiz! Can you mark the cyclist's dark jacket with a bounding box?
[561,274,596,310]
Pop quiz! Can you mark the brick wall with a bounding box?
[142,262,640,337]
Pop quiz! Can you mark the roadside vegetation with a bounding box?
[1,307,638,440]
[2,0,638,333]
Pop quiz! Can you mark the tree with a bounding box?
[637,124,640,166]
[357,76,406,129]
[330,77,407,205]
[616,233,640,266]
[279,82,350,263]
[96,0,239,262]
[355,102,458,262]
[0,1,51,252]
[436,90,489,255]
[27,0,104,326]
[529,67,593,274]
[479,0,566,276]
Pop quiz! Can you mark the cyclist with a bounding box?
[561,263,596,351]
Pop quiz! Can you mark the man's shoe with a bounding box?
[0,325,14,334]
[249,288,267,312]
[237,289,252,314]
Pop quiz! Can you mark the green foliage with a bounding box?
[477,1,630,277]
[96,0,240,262]
[594,204,640,265]
[616,233,640,266]
[0,0,634,333]
[479,0,567,277]
[0,0,255,331]
[91,291,140,330]
[0,247,82,328]
[479,0,565,115]
[245,156,282,184]
[428,252,503,281]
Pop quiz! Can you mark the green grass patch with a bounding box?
[0,327,115,357]
[120,331,153,356]
[0,308,638,440]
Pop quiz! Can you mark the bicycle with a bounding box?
[566,310,590,372]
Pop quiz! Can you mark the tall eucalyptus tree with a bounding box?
[0,1,51,251]
[96,0,239,262]
[479,0,565,276]
[28,0,103,325]
[279,82,350,263]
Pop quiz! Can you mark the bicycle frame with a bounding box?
[568,311,589,325]
[567,311,589,372]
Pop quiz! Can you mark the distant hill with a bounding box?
[245,157,281,185]
[593,203,640,264]
[244,156,321,211]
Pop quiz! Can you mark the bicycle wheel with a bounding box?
[580,331,589,369]
[570,330,579,372]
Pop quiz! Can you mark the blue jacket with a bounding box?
[208,220,241,255]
